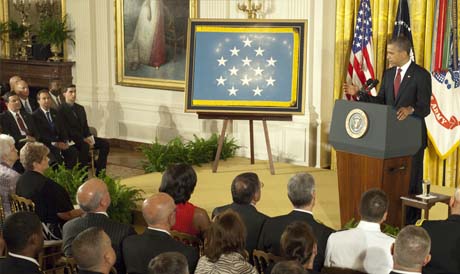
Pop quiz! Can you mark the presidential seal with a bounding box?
[345,108,368,139]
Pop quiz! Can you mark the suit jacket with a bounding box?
[421,214,460,274]
[32,108,72,147]
[212,203,268,261]
[0,256,42,274]
[20,97,39,113]
[359,62,432,147]
[58,103,91,143]
[49,93,65,110]
[257,210,334,271]
[0,110,39,149]
[62,212,136,274]
[123,228,199,274]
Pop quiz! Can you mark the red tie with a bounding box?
[394,68,402,98]
[16,113,28,134]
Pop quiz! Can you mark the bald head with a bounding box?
[77,178,111,213]
[14,80,29,99]
[9,76,21,91]
[142,193,176,229]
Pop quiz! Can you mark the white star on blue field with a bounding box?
[192,32,294,102]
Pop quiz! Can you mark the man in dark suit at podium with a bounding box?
[390,225,431,274]
[344,35,432,224]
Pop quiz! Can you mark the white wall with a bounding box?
[66,0,336,168]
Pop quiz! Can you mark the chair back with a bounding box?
[10,194,35,213]
[62,257,78,274]
[321,266,368,274]
[171,230,203,255]
[252,249,285,274]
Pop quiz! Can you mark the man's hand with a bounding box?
[343,83,359,96]
[397,106,414,120]
[84,137,94,148]
[55,142,69,150]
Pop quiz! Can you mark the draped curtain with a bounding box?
[333,0,460,187]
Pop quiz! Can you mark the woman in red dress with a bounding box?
[159,164,210,239]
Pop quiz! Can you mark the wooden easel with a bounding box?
[198,113,292,175]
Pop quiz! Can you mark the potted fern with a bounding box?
[7,20,27,58]
[36,15,74,61]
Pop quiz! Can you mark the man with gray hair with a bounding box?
[257,172,334,271]
[72,227,116,274]
[420,188,460,274]
[390,225,431,274]
[148,252,189,274]
[62,178,135,274]
[324,189,394,274]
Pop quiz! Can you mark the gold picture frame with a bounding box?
[116,0,198,91]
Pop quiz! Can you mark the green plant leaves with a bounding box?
[36,15,74,46]
[140,134,240,173]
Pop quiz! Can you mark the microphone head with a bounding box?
[365,79,374,86]
[369,79,379,89]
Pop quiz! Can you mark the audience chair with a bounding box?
[39,240,66,274]
[88,126,100,177]
[252,249,285,274]
[321,266,367,274]
[171,230,203,256]
[10,194,35,213]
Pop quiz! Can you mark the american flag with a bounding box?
[346,0,376,99]
[191,31,295,106]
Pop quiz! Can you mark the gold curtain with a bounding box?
[333,0,460,187]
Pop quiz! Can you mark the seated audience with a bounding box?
[123,193,199,274]
[257,172,334,271]
[148,252,189,274]
[58,84,109,176]
[159,163,210,238]
[0,212,44,274]
[63,178,136,274]
[281,221,317,273]
[16,142,83,239]
[0,134,20,216]
[420,187,460,274]
[271,261,307,274]
[195,210,258,274]
[324,189,394,274]
[72,227,116,274]
[390,225,431,274]
[32,89,78,169]
[48,79,65,109]
[13,79,38,114]
[212,172,268,262]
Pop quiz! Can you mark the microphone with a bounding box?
[358,79,379,97]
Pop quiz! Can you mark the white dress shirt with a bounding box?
[395,59,412,82]
[324,220,395,274]
[8,252,40,266]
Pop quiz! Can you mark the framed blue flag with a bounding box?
[185,19,307,114]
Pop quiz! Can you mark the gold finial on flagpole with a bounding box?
[237,0,262,19]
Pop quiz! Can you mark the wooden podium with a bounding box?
[329,100,423,228]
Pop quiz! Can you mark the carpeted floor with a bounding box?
[119,156,454,230]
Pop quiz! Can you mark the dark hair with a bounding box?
[159,164,197,204]
[63,84,76,92]
[36,89,50,100]
[281,221,316,265]
[204,210,246,263]
[3,212,42,253]
[359,189,388,222]
[388,35,411,55]
[148,252,188,274]
[4,92,19,103]
[271,261,306,274]
[72,227,108,270]
[231,172,260,204]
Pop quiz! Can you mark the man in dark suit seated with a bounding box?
[72,227,116,274]
[212,172,268,263]
[58,84,109,175]
[123,193,199,274]
[147,252,189,274]
[33,89,78,169]
[0,212,44,274]
[63,178,136,274]
[14,79,38,114]
[48,79,65,110]
[390,225,431,274]
[419,188,460,274]
[257,173,334,271]
[0,92,39,173]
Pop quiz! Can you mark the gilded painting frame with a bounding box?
[116,0,198,91]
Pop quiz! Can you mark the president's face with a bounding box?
[386,44,408,68]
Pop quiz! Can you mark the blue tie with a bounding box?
[46,111,55,129]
